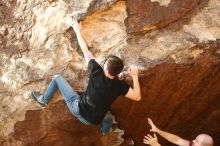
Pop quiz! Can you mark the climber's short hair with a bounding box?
[104,55,124,77]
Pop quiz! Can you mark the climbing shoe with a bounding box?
[31,91,47,107]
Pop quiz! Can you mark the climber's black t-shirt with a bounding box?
[78,59,129,124]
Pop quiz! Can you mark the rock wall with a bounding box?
[13,101,125,146]
[113,42,220,146]
[0,0,219,145]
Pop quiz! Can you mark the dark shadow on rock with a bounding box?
[112,41,220,146]
[13,101,125,146]
[125,0,209,35]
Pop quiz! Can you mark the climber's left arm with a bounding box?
[125,65,141,101]
[71,18,94,64]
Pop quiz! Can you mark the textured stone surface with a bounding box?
[13,101,125,146]
[150,0,171,6]
[125,0,209,34]
[0,0,124,142]
[123,0,220,65]
[0,0,220,145]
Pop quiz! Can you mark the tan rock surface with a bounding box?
[0,0,219,145]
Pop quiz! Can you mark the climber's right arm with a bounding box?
[71,18,94,64]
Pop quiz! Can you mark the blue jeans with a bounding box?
[40,75,113,131]
[101,111,113,134]
[40,75,90,125]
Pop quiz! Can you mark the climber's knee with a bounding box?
[52,74,62,79]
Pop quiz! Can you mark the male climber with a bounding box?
[31,17,141,135]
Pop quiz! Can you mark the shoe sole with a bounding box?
[31,92,47,107]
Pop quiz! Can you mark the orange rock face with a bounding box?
[112,42,220,146]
